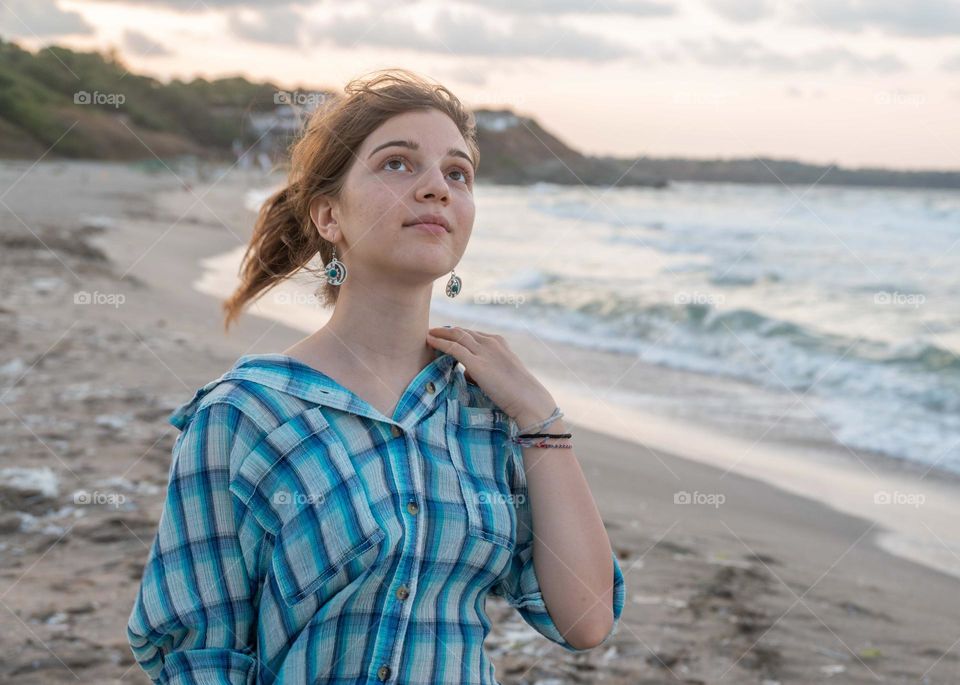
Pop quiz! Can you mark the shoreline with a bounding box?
[194,241,960,584]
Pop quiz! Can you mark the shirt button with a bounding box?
[395,584,410,600]
[425,381,436,394]
[391,424,402,437]
[406,500,419,515]
[377,665,391,681]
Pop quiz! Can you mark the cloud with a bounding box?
[87,0,675,16]
[437,65,490,87]
[311,8,635,62]
[796,0,960,38]
[75,0,293,8]
[0,0,92,37]
[455,0,675,17]
[122,29,173,56]
[942,53,960,71]
[227,6,305,45]
[706,0,960,37]
[676,37,906,73]
[706,0,774,23]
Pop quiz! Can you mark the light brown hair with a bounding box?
[222,68,480,331]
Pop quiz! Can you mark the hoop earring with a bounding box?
[445,269,462,298]
[324,246,347,286]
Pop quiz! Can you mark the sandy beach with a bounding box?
[2,159,959,684]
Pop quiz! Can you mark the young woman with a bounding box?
[126,69,625,685]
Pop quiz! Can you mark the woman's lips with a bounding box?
[407,222,447,236]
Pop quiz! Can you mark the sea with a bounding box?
[232,179,960,476]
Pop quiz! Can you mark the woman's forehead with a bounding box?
[364,111,467,155]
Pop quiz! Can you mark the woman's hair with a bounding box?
[222,68,480,331]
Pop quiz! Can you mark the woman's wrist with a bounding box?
[514,399,560,431]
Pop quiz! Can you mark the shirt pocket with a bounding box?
[230,407,385,609]
[445,398,517,552]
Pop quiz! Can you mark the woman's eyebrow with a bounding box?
[368,139,474,168]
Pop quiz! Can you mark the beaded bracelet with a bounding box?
[512,406,572,449]
[515,439,573,449]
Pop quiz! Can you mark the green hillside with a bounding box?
[0,38,279,160]
[2,39,958,189]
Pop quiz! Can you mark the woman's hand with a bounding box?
[426,326,556,427]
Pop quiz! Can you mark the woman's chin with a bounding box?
[401,244,458,265]
[382,258,457,283]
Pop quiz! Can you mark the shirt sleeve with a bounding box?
[126,401,265,685]
[490,431,626,653]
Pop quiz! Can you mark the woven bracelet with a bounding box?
[515,406,564,434]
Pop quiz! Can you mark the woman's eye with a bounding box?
[449,168,473,184]
[384,157,408,172]
[383,156,472,184]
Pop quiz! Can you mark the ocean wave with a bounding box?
[881,341,960,374]
[450,289,960,468]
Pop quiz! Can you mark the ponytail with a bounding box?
[221,183,327,331]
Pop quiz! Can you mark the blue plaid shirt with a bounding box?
[127,350,625,684]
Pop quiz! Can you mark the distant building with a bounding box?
[240,90,335,163]
[474,110,522,132]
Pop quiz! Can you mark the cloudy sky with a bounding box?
[4,0,960,170]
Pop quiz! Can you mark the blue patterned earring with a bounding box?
[324,246,347,285]
[445,269,461,298]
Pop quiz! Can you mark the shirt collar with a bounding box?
[169,349,461,430]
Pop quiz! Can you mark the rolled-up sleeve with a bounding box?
[127,401,264,684]
[491,431,626,653]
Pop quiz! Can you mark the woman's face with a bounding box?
[322,108,476,289]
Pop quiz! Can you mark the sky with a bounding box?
[3,0,960,171]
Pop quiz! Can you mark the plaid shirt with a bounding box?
[127,351,625,684]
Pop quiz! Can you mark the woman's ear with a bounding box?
[309,195,339,242]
